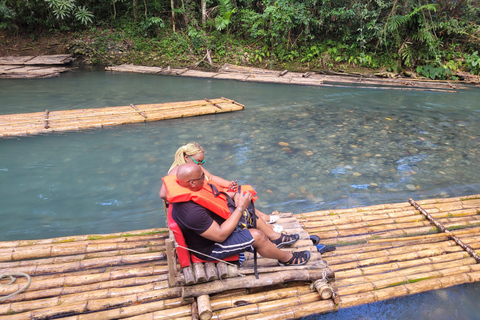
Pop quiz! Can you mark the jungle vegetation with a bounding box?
[1,0,480,79]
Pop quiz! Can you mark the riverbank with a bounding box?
[2,30,479,85]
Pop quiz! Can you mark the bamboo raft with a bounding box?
[0,54,73,79]
[1,194,480,319]
[0,98,245,138]
[106,63,474,92]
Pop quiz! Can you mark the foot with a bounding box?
[271,233,299,248]
[273,225,283,233]
[278,250,311,266]
[268,215,280,224]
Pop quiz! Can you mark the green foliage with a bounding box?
[2,0,480,73]
[416,64,452,80]
[214,0,236,31]
[464,51,480,75]
[239,0,317,48]
[75,6,94,25]
[0,1,16,30]
[45,0,75,20]
[140,17,165,36]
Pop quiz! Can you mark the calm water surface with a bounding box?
[1,70,479,319]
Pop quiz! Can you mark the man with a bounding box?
[163,163,311,266]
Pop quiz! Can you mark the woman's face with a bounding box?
[184,152,205,166]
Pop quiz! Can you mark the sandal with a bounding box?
[278,250,311,266]
[271,233,299,248]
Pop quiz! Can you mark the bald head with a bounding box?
[177,163,204,191]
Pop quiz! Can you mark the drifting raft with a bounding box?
[106,63,471,92]
[0,54,73,79]
[0,98,244,138]
[1,194,480,319]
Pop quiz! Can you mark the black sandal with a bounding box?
[271,233,299,248]
[278,250,311,266]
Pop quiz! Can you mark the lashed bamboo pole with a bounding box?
[368,227,480,243]
[182,269,329,298]
[324,241,462,266]
[0,243,165,263]
[0,266,169,300]
[10,297,191,320]
[226,298,336,320]
[0,228,168,249]
[334,257,477,288]
[1,252,165,275]
[300,207,479,231]
[308,218,480,246]
[409,198,480,262]
[0,279,169,315]
[209,286,312,311]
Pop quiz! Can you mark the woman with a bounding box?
[168,142,235,190]
[159,142,280,225]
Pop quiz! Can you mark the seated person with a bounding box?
[162,163,311,266]
[159,142,280,225]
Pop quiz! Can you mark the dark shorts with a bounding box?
[209,229,255,260]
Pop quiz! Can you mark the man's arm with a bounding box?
[200,191,252,242]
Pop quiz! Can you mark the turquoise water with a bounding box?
[1,70,479,319]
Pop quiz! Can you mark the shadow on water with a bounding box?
[1,70,480,319]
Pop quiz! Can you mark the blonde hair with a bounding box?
[168,142,205,174]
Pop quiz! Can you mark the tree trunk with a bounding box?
[201,0,206,24]
[133,0,138,21]
[171,0,175,32]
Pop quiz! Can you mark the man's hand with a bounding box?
[234,191,252,212]
[200,191,252,243]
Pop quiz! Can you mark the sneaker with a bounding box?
[316,244,336,254]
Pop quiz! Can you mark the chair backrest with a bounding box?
[166,202,239,267]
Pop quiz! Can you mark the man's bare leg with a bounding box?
[249,229,291,262]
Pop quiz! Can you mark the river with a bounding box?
[0,70,479,319]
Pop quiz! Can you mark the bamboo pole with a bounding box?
[409,198,480,262]
[368,227,480,243]
[209,286,312,311]
[0,228,168,249]
[0,288,185,319]
[197,295,212,320]
[0,266,169,299]
[0,243,165,263]
[1,252,166,275]
[182,269,329,298]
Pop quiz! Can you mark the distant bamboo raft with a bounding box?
[0,54,73,79]
[106,63,471,92]
[1,194,479,320]
[0,98,245,138]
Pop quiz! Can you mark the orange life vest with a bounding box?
[162,175,257,219]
